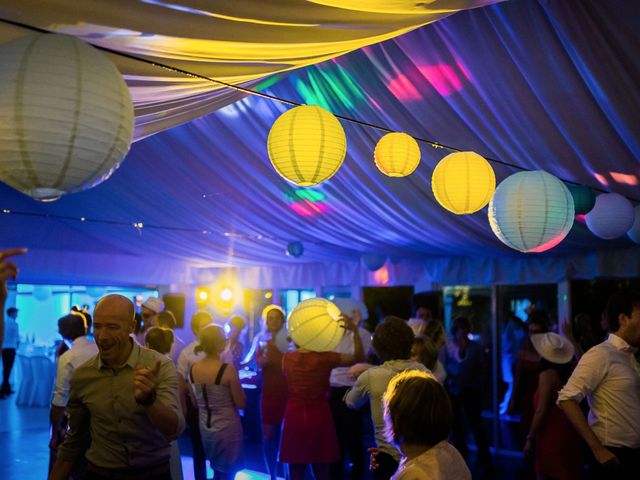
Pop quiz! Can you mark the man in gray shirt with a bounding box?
[50,294,185,480]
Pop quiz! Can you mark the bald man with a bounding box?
[50,295,184,480]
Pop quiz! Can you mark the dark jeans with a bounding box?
[589,446,640,480]
[372,451,399,480]
[450,388,491,465]
[1,348,16,393]
[329,386,366,480]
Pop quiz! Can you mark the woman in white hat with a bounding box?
[525,332,582,480]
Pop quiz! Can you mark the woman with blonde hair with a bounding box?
[190,324,246,480]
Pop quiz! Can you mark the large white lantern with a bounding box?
[288,297,344,352]
[585,193,635,239]
[488,171,575,253]
[0,33,134,201]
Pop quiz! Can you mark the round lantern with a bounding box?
[585,193,634,239]
[627,206,640,244]
[362,253,387,271]
[567,184,596,214]
[286,241,304,258]
[431,151,496,214]
[0,33,134,201]
[32,285,51,302]
[288,297,344,351]
[488,171,575,253]
[374,132,421,177]
[267,105,346,186]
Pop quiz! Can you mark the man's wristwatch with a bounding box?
[136,389,157,407]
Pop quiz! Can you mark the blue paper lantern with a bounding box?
[286,241,304,257]
[567,184,596,214]
[628,206,640,244]
[362,253,387,271]
[488,171,575,253]
[586,193,635,239]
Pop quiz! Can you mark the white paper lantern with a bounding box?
[288,297,344,352]
[0,33,134,201]
[627,206,640,244]
[488,171,574,253]
[585,193,634,239]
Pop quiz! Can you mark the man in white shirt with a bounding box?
[329,298,372,480]
[345,316,428,480]
[558,290,640,479]
[1,306,20,397]
[49,313,99,473]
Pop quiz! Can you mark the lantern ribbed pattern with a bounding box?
[288,298,344,352]
[431,151,496,214]
[0,33,134,201]
[585,193,634,239]
[374,132,420,177]
[567,184,596,214]
[627,206,640,244]
[267,105,346,186]
[488,171,575,253]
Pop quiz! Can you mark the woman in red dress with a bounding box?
[524,332,582,480]
[280,315,365,480]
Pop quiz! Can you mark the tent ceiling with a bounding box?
[1,0,639,284]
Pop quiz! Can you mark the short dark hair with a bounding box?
[58,314,86,341]
[191,311,213,335]
[372,316,415,362]
[6,307,17,316]
[228,315,246,330]
[145,327,174,355]
[158,310,177,329]
[383,370,452,448]
[527,311,550,333]
[451,316,471,336]
[606,290,640,332]
[195,324,226,355]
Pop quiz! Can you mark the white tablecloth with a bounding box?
[15,348,55,408]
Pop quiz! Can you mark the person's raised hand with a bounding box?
[134,360,161,405]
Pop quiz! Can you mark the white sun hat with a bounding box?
[530,332,574,364]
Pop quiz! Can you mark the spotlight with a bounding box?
[220,288,233,302]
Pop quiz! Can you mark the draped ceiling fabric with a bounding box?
[1,0,639,287]
[0,0,496,140]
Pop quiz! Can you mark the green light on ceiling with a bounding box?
[255,74,281,91]
[294,188,326,202]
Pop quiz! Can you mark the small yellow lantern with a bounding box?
[288,297,344,352]
[431,151,496,214]
[267,105,346,186]
[374,132,421,177]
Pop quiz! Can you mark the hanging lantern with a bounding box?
[32,285,51,302]
[432,151,496,214]
[0,33,134,201]
[362,253,387,271]
[627,206,640,244]
[488,171,574,253]
[267,105,346,186]
[585,193,634,239]
[286,241,304,258]
[567,184,596,214]
[288,297,344,351]
[374,132,421,177]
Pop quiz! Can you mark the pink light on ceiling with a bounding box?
[387,74,422,101]
[417,65,463,96]
[610,171,638,186]
[593,172,609,187]
[289,200,330,217]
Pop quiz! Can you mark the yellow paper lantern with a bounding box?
[431,151,496,214]
[288,297,344,352]
[0,33,134,201]
[374,132,421,177]
[267,105,346,186]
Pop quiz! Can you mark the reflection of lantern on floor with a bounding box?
[432,151,495,214]
[488,171,574,253]
[0,33,134,201]
[585,193,634,239]
[267,105,346,186]
[374,132,421,177]
[288,298,344,352]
